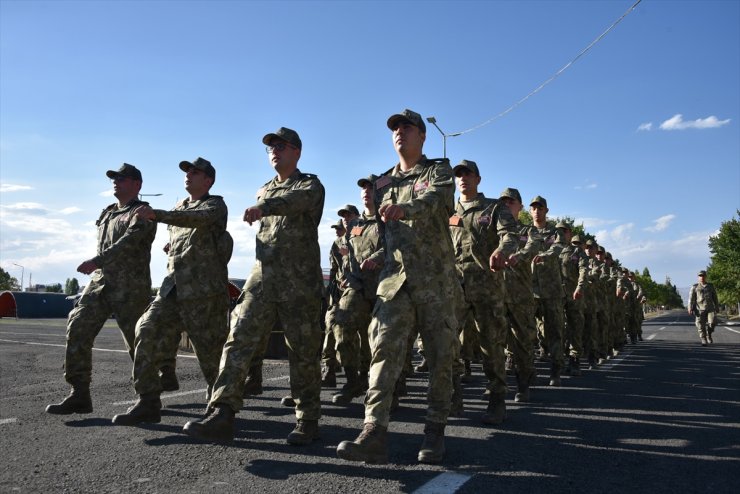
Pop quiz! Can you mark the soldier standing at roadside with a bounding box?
[337,109,460,464]
[111,157,231,426]
[689,270,719,346]
[558,228,588,376]
[183,128,325,446]
[47,164,157,415]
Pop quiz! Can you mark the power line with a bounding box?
[450,0,643,138]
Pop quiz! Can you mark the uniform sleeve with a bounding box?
[689,285,697,309]
[397,161,455,220]
[155,197,228,228]
[494,202,519,257]
[577,255,589,289]
[255,177,324,218]
[92,208,156,268]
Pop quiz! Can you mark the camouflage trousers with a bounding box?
[456,293,508,394]
[365,287,456,427]
[535,297,566,368]
[333,287,372,372]
[322,305,339,369]
[133,291,229,396]
[64,290,153,384]
[564,298,585,359]
[210,288,323,420]
[694,310,716,338]
[504,298,537,382]
[460,314,480,362]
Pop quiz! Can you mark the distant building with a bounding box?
[0,291,75,318]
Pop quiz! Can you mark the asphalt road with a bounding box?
[1,310,739,493]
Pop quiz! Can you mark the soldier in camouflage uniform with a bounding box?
[558,228,588,376]
[500,187,538,402]
[583,239,606,367]
[183,127,325,446]
[528,196,566,385]
[331,177,383,405]
[321,218,347,388]
[689,270,719,346]
[337,109,460,464]
[448,160,518,424]
[47,164,157,415]
[595,246,616,357]
[112,157,231,426]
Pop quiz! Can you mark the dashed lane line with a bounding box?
[724,326,740,335]
[411,472,473,494]
[0,418,18,425]
[647,334,657,340]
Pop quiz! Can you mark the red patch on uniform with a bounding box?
[375,176,391,189]
[414,180,429,192]
[350,226,364,236]
[478,215,491,226]
[449,215,462,226]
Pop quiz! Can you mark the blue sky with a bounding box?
[1,0,738,294]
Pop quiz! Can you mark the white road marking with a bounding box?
[647,334,657,340]
[0,418,18,425]
[412,472,473,494]
[724,326,740,335]
[111,374,291,406]
[0,338,197,358]
[595,349,633,370]
[0,331,66,337]
[658,326,666,331]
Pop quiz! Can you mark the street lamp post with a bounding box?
[12,262,24,292]
[426,116,461,160]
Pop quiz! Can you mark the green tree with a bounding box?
[46,283,63,293]
[0,268,20,291]
[64,277,80,295]
[707,210,740,309]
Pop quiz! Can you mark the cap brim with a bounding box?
[452,165,474,176]
[357,178,372,187]
[387,115,411,130]
[262,133,286,145]
[179,161,193,172]
[105,170,119,179]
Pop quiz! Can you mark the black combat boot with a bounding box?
[482,391,507,425]
[336,422,388,464]
[414,357,428,373]
[449,375,464,417]
[418,421,446,464]
[321,365,337,388]
[46,380,92,415]
[243,363,263,396]
[332,367,363,405]
[183,404,235,443]
[281,395,295,407]
[549,364,561,387]
[159,366,179,392]
[395,373,408,397]
[287,419,320,445]
[112,393,161,425]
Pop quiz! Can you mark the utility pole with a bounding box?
[12,263,24,291]
[426,116,461,160]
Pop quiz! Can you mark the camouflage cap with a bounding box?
[698,270,707,276]
[330,219,346,230]
[357,174,377,187]
[597,245,606,254]
[262,127,302,150]
[530,195,548,208]
[585,239,597,248]
[386,109,426,133]
[499,187,522,203]
[571,234,583,244]
[606,252,613,259]
[106,163,142,182]
[338,204,360,217]
[179,157,216,180]
[555,220,572,230]
[452,159,480,177]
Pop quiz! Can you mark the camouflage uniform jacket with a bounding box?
[587,257,608,312]
[690,282,718,312]
[373,155,457,304]
[449,193,518,300]
[155,193,229,300]
[343,212,384,300]
[559,243,589,299]
[503,223,538,305]
[327,236,347,306]
[243,168,325,303]
[85,199,156,302]
[529,225,565,300]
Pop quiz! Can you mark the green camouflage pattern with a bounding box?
[64,199,156,384]
[210,169,325,420]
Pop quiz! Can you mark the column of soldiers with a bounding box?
[46,109,650,465]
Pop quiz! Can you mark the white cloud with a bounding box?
[659,114,731,130]
[2,202,45,211]
[577,217,618,229]
[644,214,676,232]
[59,207,83,215]
[99,189,115,197]
[574,182,598,190]
[0,183,34,192]
[637,122,653,131]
